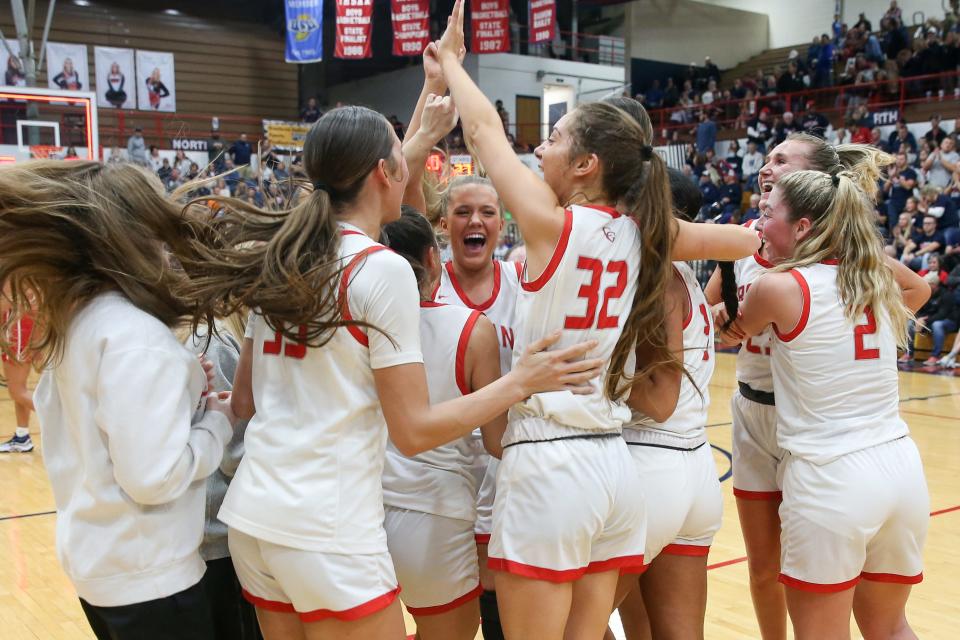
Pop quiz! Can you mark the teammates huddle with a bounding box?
[0,2,933,640]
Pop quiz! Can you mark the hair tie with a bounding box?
[313,181,332,194]
[639,145,654,161]
[831,174,841,188]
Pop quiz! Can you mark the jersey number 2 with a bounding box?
[854,307,880,360]
[564,257,628,330]
[263,325,307,359]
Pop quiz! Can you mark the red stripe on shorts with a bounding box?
[733,487,783,501]
[661,543,710,557]
[405,583,482,616]
[860,571,923,585]
[298,586,401,623]
[585,554,646,574]
[474,533,491,545]
[488,556,587,583]
[778,573,860,593]
[241,589,296,613]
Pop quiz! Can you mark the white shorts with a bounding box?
[383,507,481,615]
[731,390,783,500]
[474,457,499,543]
[228,528,399,621]
[488,435,646,582]
[626,440,723,563]
[778,437,929,593]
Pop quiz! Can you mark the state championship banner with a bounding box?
[529,0,557,44]
[285,0,324,63]
[392,0,430,57]
[263,119,312,152]
[471,0,510,54]
[335,0,374,59]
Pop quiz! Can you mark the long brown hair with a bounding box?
[567,101,680,399]
[176,106,400,347]
[0,161,205,368]
[775,170,911,347]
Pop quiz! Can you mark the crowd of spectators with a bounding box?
[634,1,960,143]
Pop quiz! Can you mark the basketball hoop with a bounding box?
[29,145,64,160]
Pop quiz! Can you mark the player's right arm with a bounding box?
[231,337,255,421]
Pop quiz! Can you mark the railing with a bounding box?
[513,29,625,67]
[642,69,960,145]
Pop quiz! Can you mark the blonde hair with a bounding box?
[774,170,911,347]
[785,132,893,201]
[439,175,502,217]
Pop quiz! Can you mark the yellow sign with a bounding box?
[450,153,474,176]
[262,119,312,152]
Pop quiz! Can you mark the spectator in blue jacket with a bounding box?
[815,34,835,87]
[695,110,717,154]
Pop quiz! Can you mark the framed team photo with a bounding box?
[135,49,176,112]
[46,41,89,92]
[94,46,136,110]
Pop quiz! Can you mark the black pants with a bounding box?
[80,580,216,640]
[202,557,263,640]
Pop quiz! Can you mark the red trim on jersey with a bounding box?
[733,487,783,501]
[445,261,501,311]
[340,229,366,237]
[774,270,810,342]
[523,209,573,292]
[584,554,646,574]
[474,533,491,544]
[339,246,388,347]
[753,252,774,269]
[661,543,711,557]
[405,584,483,616]
[861,571,923,585]
[583,204,622,219]
[420,301,444,308]
[513,259,524,280]
[675,266,693,330]
[488,556,588,582]
[778,573,860,593]
[455,310,483,395]
[299,587,401,622]
[821,258,839,265]
[241,589,296,613]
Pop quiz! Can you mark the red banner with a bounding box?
[335,0,374,59]
[529,0,556,44]
[471,0,510,54]
[391,0,430,57]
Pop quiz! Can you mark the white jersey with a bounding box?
[382,302,482,521]
[433,259,522,376]
[624,262,714,445]
[770,262,908,465]
[219,223,423,554]
[733,237,775,393]
[507,204,641,443]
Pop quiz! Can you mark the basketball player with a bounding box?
[0,161,239,640]
[0,284,35,452]
[705,135,930,640]
[614,168,722,640]
[723,170,929,640]
[381,208,501,640]
[436,3,759,636]
[188,105,604,640]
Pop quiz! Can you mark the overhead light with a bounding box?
[73,0,91,6]
[163,8,181,15]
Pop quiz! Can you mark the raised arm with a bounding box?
[436,0,564,264]
[672,219,760,261]
[402,93,458,213]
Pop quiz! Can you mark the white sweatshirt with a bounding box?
[35,292,232,607]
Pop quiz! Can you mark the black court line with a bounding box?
[0,509,55,522]
[899,391,960,403]
[711,444,733,483]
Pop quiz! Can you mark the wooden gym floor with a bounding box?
[1,353,957,639]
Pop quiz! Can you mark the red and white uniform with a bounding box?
[623,263,722,562]
[382,302,483,614]
[1,310,33,363]
[434,260,522,542]
[222,223,423,621]
[770,262,928,592]
[489,205,646,580]
[730,235,783,500]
